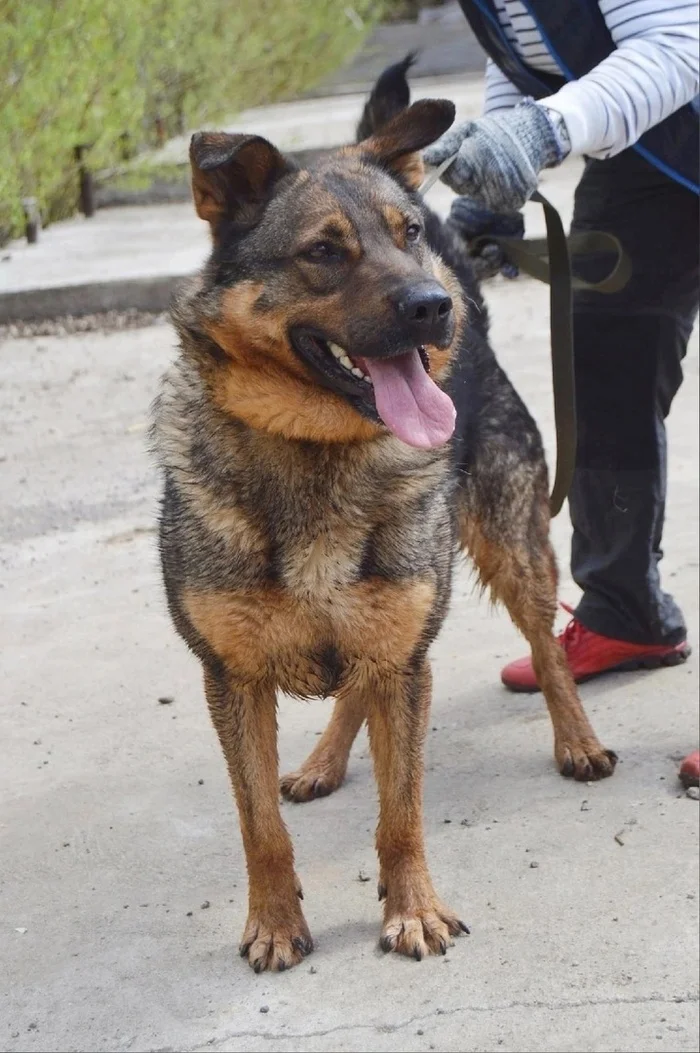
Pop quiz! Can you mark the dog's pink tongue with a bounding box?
[363,350,456,449]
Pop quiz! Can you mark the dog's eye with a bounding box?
[303,241,336,262]
[406,223,422,244]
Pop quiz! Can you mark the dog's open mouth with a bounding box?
[290,328,456,449]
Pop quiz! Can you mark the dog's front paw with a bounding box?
[381,904,469,960]
[379,874,469,961]
[239,905,313,972]
[556,739,618,781]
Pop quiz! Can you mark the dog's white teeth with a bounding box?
[327,341,370,382]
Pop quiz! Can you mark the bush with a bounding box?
[0,0,379,242]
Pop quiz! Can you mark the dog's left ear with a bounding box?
[190,131,292,229]
[358,99,455,190]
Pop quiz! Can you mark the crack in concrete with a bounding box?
[167,991,699,1052]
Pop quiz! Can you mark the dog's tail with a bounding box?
[355,53,417,142]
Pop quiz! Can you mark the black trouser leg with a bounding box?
[568,150,699,645]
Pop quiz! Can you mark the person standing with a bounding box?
[423,0,699,785]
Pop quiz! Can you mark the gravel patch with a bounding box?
[0,309,168,341]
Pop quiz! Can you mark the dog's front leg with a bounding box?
[365,661,469,960]
[204,668,313,972]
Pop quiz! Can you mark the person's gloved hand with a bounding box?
[423,101,569,213]
[448,198,524,280]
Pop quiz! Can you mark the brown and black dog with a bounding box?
[151,62,616,973]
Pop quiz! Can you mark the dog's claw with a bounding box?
[458,920,471,935]
[378,882,387,901]
[292,935,312,955]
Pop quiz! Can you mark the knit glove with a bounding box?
[448,198,524,280]
[423,101,568,213]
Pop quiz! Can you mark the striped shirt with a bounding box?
[483,0,699,159]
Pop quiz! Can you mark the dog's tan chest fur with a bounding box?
[183,575,436,697]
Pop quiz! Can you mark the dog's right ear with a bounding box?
[189,132,292,228]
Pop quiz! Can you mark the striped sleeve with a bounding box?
[482,58,523,114]
[540,2,700,159]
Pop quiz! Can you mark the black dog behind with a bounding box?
[151,59,616,973]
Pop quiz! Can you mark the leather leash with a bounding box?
[420,164,630,517]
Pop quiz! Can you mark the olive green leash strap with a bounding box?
[523,191,573,518]
[471,191,631,516]
[486,214,632,295]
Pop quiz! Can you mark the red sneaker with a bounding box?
[679,750,700,788]
[501,603,691,693]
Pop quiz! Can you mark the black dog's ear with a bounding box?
[358,99,455,190]
[189,132,292,228]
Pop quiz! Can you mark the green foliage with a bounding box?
[0,0,380,241]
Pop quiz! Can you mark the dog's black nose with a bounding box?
[394,282,453,342]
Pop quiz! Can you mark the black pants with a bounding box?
[569,149,699,645]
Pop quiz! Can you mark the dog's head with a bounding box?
[182,98,462,448]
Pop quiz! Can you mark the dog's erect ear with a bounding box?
[358,99,455,190]
[189,132,291,227]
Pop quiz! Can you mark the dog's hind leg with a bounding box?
[280,692,367,803]
[204,668,314,971]
[461,493,617,782]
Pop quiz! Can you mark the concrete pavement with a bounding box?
[0,202,206,322]
[1,261,698,1050]
[314,0,487,95]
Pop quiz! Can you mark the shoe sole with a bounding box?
[503,643,692,694]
